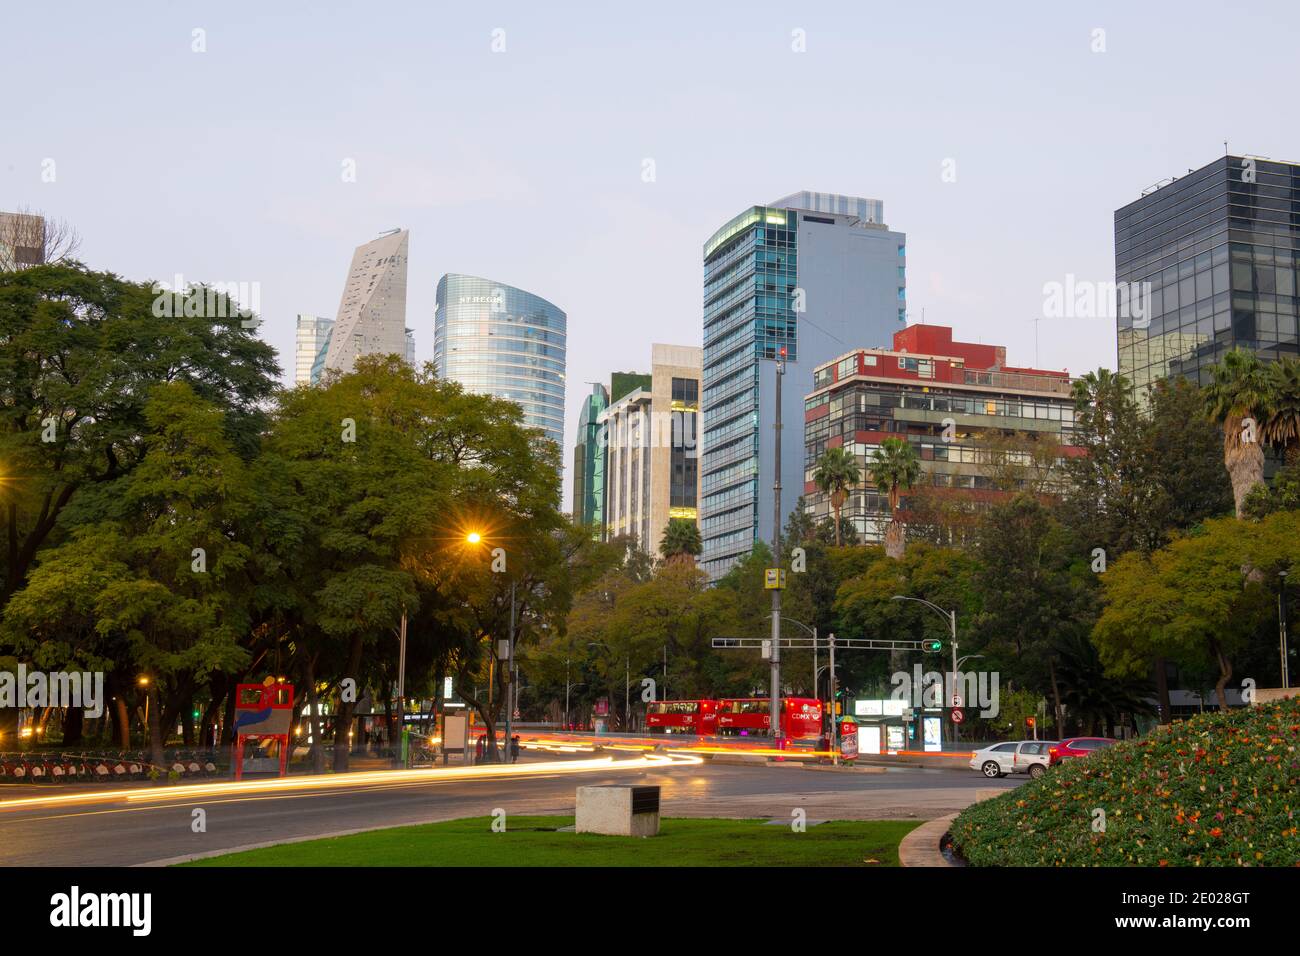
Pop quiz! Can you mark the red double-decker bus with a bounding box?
[717,697,823,739]
[646,699,719,735]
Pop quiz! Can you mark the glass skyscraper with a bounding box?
[700,192,906,580]
[433,274,567,448]
[1116,154,1300,396]
[572,383,609,529]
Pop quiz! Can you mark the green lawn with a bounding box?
[182,816,920,867]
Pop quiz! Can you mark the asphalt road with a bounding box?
[0,757,1023,866]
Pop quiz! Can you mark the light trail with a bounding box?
[0,752,702,814]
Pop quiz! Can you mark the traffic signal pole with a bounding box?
[770,352,784,750]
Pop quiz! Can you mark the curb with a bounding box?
[898,812,959,867]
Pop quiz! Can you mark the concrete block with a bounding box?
[575,785,660,837]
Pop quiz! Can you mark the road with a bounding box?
[0,754,1023,866]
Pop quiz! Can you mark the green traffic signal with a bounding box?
[924,640,943,653]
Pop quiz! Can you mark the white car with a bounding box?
[969,740,1058,779]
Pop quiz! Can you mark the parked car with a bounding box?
[969,740,1059,778]
[1048,737,1116,764]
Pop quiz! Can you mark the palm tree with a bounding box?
[812,446,861,547]
[1263,355,1300,461]
[868,437,921,559]
[1054,631,1155,736]
[658,517,702,566]
[1204,349,1277,516]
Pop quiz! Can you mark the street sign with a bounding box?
[951,695,962,708]
[764,568,786,590]
[951,707,964,724]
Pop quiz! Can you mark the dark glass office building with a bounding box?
[1116,155,1300,396]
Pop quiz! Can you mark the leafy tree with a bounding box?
[1093,512,1300,709]
[812,446,861,546]
[867,437,920,559]
[0,264,277,606]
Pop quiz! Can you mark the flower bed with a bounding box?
[951,697,1300,866]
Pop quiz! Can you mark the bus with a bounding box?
[646,699,719,735]
[717,697,823,740]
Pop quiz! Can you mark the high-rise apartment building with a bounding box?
[803,325,1076,542]
[322,228,409,377]
[700,191,906,579]
[602,344,702,555]
[294,314,334,385]
[433,274,567,448]
[1116,154,1300,396]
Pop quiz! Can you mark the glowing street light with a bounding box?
[466,531,482,545]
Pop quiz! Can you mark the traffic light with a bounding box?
[1026,716,1036,728]
[923,639,943,653]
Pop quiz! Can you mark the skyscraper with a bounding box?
[700,191,906,579]
[405,327,416,367]
[322,229,409,376]
[433,274,567,448]
[571,383,609,530]
[1116,154,1300,396]
[294,314,334,386]
[601,344,702,554]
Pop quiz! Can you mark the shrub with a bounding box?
[951,696,1300,866]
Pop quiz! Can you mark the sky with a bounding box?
[6,0,1300,505]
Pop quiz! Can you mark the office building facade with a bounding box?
[433,274,567,448]
[700,191,906,579]
[602,344,702,554]
[322,229,409,377]
[0,211,46,270]
[294,314,334,385]
[1116,154,1300,396]
[803,325,1077,542]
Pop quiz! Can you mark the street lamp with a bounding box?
[466,529,518,762]
[1280,571,1291,690]
[891,595,959,748]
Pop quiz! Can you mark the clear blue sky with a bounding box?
[7,1,1298,504]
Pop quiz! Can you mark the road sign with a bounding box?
[951,695,962,707]
[951,707,965,724]
[764,568,786,590]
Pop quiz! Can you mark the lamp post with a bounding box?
[1280,571,1291,690]
[465,530,518,762]
[891,595,958,749]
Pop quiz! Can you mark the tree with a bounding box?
[658,517,702,566]
[1263,355,1300,459]
[1093,512,1300,710]
[1203,349,1276,516]
[0,264,277,606]
[867,437,920,559]
[813,446,861,547]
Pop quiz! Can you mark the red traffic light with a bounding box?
[1026,717,1035,727]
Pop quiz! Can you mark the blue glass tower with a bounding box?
[433,274,567,448]
[700,192,906,580]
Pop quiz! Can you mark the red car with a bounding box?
[1049,737,1116,764]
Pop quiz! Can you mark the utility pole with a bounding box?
[829,631,838,766]
[1281,571,1291,690]
[396,609,407,766]
[770,350,785,749]
[504,580,515,763]
[949,608,958,747]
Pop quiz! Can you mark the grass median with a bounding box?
[181,816,921,867]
